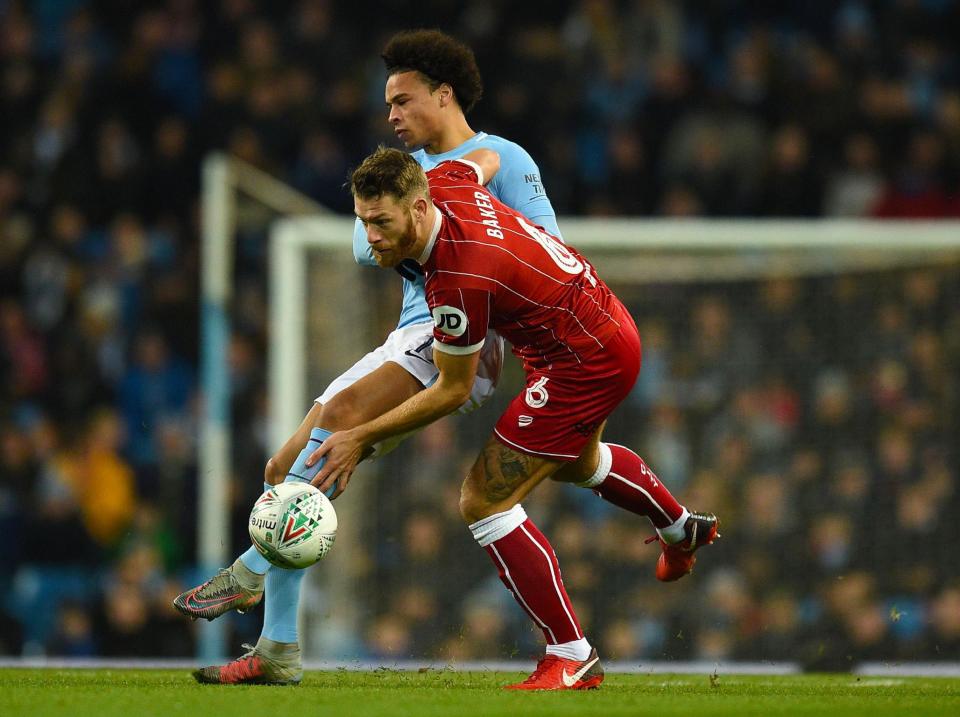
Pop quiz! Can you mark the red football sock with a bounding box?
[591,443,684,528]
[483,518,583,645]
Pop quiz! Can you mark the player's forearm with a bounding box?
[353,381,469,448]
[461,149,500,184]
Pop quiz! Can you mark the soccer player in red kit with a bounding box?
[310,147,719,690]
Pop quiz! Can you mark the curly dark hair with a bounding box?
[382,29,483,114]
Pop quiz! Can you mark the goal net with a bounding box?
[269,216,960,666]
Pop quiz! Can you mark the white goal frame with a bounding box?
[265,216,960,655]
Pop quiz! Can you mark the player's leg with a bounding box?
[188,362,424,684]
[175,321,435,615]
[459,438,603,690]
[552,426,719,582]
[552,422,688,536]
[189,327,501,683]
[252,332,502,670]
[238,402,328,576]
[257,360,423,652]
[265,401,326,486]
[551,308,719,582]
[172,402,328,624]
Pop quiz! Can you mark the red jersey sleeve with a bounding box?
[426,158,485,186]
[428,286,490,356]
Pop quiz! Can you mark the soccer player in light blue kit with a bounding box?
[175,29,562,683]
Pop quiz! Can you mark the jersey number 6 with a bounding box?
[525,376,550,409]
[516,217,584,275]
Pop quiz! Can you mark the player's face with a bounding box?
[385,71,444,149]
[355,194,418,268]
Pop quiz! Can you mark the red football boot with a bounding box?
[505,648,604,690]
[192,640,302,685]
[646,511,720,582]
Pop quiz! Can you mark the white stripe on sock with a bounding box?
[519,525,582,641]
[607,470,674,523]
[489,543,556,643]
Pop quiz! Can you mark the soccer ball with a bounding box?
[248,482,338,569]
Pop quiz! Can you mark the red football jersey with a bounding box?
[420,159,625,371]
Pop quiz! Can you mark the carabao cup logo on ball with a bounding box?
[432,305,468,337]
[248,483,337,569]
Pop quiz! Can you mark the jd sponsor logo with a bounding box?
[432,305,468,337]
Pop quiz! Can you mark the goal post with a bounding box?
[268,216,359,450]
[198,154,327,660]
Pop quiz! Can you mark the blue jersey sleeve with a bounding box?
[352,217,377,267]
[488,141,562,240]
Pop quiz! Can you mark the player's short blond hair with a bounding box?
[350,147,428,206]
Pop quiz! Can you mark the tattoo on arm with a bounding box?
[482,445,532,502]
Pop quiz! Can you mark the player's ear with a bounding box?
[411,195,429,221]
[438,83,453,107]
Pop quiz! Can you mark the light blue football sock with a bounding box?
[261,564,306,643]
[284,427,335,493]
[262,427,332,643]
[238,481,275,575]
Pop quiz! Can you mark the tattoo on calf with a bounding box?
[482,444,532,502]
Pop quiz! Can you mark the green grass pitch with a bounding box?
[2,668,958,717]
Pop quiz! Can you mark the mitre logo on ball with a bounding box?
[248,482,338,569]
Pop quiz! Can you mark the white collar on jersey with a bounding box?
[417,203,443,265]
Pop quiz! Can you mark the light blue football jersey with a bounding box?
[352,132,560,328]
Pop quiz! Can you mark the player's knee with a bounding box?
[264,456,285,486]
[552,460,590,484]
[459,463,512,524]
[552,442,601,484]
[318,391,364,432]
[459,480,490,524]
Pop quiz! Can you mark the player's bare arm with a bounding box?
[309,347,480,497]
[458,148,500,184]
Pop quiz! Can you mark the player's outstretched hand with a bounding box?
[307,429,365,500]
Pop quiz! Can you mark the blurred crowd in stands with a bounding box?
[0,0,958,666]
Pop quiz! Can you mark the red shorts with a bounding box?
[493,306,641,461]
